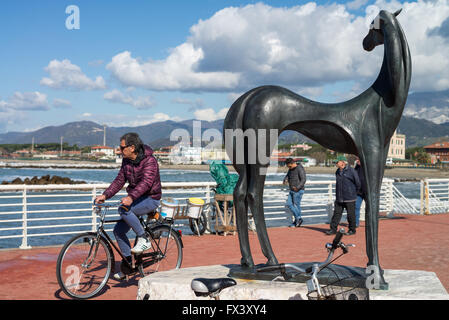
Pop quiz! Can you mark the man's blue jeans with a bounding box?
[286,189,304,222]
[113,196,160,257]
[355,195,364,227]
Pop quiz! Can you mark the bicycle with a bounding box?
[56,201,183,299]
[191,228,369,300]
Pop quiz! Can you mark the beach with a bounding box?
[1,158,449,180]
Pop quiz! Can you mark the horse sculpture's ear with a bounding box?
[394,8,402,17]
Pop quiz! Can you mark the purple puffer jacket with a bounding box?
[103,145,162,201]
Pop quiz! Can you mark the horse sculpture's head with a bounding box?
[363,9,402,51]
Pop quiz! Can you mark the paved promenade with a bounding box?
[0,213,448,300]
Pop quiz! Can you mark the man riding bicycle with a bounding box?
[95,132,161,280]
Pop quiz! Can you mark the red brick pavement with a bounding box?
[0,213,448,300]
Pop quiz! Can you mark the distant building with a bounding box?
[424,141,449,164]
[169,144,202,164]
[11,149,32,158]
[387,130,406,159]
[201,148,230,163]
[290,143,312,153]
[154,146,174,163]
[90,146,115,159]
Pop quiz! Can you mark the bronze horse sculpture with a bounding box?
[223,9,411,288]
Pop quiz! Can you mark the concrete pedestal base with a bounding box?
[137,264,449,300]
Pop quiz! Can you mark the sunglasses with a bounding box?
[119,145,132,151]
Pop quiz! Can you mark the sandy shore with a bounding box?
[2,158,449,180]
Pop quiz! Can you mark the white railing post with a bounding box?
[388,180,394,214]
[19,187,31,249]
[424,179,431,215]
[385,179,395,218]
[420,180,424,215]
[205,184,212,235]
[91,186,97,231]
[326,182,333,224]
[446,182,449,212]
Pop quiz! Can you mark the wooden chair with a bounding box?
[214,194,236,236]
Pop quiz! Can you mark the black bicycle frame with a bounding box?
[98,218,173,271]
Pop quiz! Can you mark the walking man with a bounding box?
[283,158,306,227]
[354,157,366,228]
[326,155,360,236]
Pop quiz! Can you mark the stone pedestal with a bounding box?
[137,264,449,300]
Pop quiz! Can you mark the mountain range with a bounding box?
[1,115,449,149]
[403,89,449,124]
[1,89,448,149]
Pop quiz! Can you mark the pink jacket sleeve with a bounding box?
[103,163,126,199]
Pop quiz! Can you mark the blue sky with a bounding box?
[1,0,448,134]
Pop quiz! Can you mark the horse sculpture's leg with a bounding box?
[247,164,279,265]
[360,151,388,289]
[233,164,254,267]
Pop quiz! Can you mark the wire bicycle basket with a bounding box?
[306,265,369,300]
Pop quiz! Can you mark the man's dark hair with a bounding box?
[121,132,144,154]
[285,158,295,165]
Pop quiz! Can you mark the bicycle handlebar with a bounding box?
[92,200,121,208]
[332,228,345,250]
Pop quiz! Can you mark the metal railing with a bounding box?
[0,178,404,249]
[421,179,449,215]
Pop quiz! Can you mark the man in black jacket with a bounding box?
[283,158,307,227]
[326,155,361,235]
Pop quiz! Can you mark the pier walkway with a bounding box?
[0,213,448,300]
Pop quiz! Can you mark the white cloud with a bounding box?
[41,59,106,90]
[88,59,104,67]
[103,89,156,109]
[347,0,369,10]
[171,97,205,111]
[53,98,72,108]
[194,107,229,121]
[0,91,50,111]
[106,1,449,94]
[106,47,240,92]
[0,109,27,133]
[78,112,182,127]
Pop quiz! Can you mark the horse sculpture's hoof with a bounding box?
[240,257,255,269]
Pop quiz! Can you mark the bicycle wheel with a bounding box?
[189,210,207,235]
[56,232,114,299]
[146,225,182,272]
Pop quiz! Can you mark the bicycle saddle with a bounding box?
[191,277,237,296]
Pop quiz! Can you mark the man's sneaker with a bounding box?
[345,230,356,236]
[289,220,297,228]
[295,218,303,227]
[113,272,126,281]
[131,237,151,254]
[325,229,336,235]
